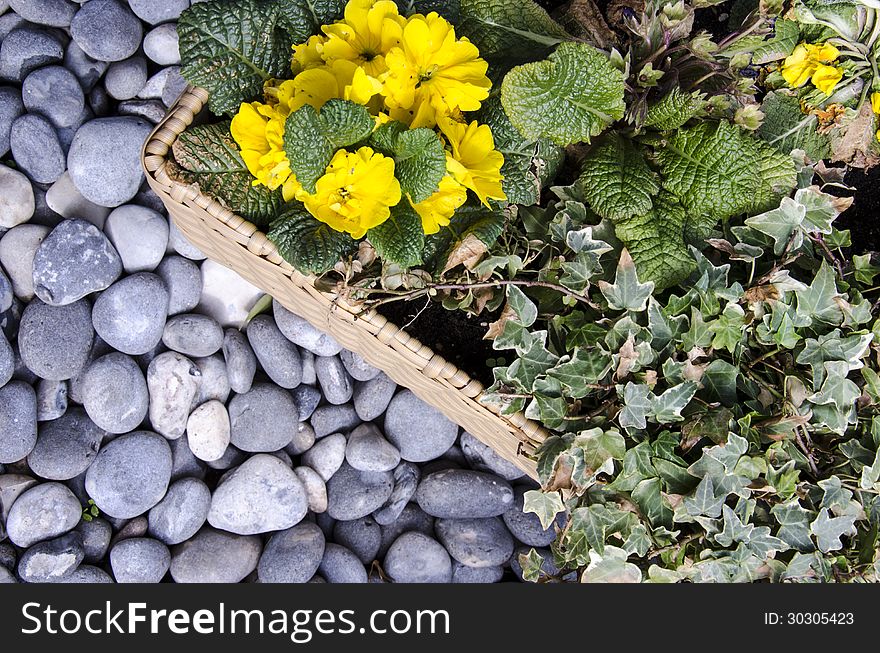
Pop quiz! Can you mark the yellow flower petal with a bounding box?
[321,0,404,76]
[781,44,815,88]
[811,64,842,95]
[410,175,466,234]
[871,92,880,115]
[439,117,505,206]
[292,35,326,73]
[804,42,839,63]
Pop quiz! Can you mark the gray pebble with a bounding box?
[460,431,525,482]
[27,407,105,480]
[157,256,201,315]
[318,543,367,584]
[0,331,14,387]
[372,461,420,526]
[0,86,23,157]
[118,99,167,124]
[192,354,230,408]
[5,481,81,547]
[315,354,352,404]
[384,389,458,462]
[0,27,64,81]
[8,0,79,27]
[0,161,34,230]
[292,384,321,421]
[203,443,244,471]
[300,349,316,385]
[58,564,114,583]
[163,313,223,357]
[384,532,452,583]
[273,299,342,356]
[85,431,172,518]
[22,65,84,128]
[416,469,514,518]
[18,298,94,380]
[35,378,68,422]
[18,532,83,583]
[92,272,168,355]
[168,220,206,260]
[221,328,256,394]
[10,113,65,183]
[247,314,302,388]
[435,517,515,568]
[110,537,170,583]
[452,562,504,583]
[81,353,148,434]
[63,41,107,91]
[333,516,381,564]
[147,351,201,440]
[294,465,327,513]
[257,522,326,584]
[170,527,261,583]
[285,422,316,456]
[310,403,360,438]
[129,0,189,24]
[75,517,112,563]
[33,219,122,306]
[228,383,297,452]
[340,349,380,381]
[345,423,400,473]
[148,477,211,545]
[326,462,393,521]
[0,223,49,301]
[168,435,206,482]
[44,171,110,229]
[104,56,147,101]
[104,204,168,272]
[302,433,346,482]
[70,0,142,62]
[88,84,110,116]
[502,486,563,547]
[143,23,180,65]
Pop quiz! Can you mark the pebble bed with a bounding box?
[0,0,560,584]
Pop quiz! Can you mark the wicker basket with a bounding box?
[141,86,550,479]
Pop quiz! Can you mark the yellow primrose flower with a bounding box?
[439,117,505,207]
[288,60,383,112]
[292,35,327,73]
[410,175,467,234]
[811,63,843,95]
[301,146,401,238]
[382,12,491,128]
[321,0,405,77]
[781,42,842,94]
[230,101,300,197]
[872,92,880,114]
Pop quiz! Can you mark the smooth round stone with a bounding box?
[416,470,514,519]
[67,117,153,207]
[143,24,180,65]
[186,400,230,462]
[85,431,172,518]
[22,65,84,128]
[163,313,223,358]
[59,565,114,583]
[148,477,210,545]
[168,435,206,482]
[92,272,169,355]
[75,517,112,563]
[340,349,380,382]
[110,537,170,583]
[315,355,352,404]
[0,566,15,583]
[299,349,316,385]
[345,423,400,473]
[310,404,360,438]
[104,55,147,101]
[257,522,326,584]
[353,372,397,422]
[436,517,516,568]
[118,98,166,123]
[27,408,105,480]
[10,113,65,184]
[208,454,308,535]
[5,482,81,547]
[222,328,256,394]
[372,462,420,526]
[35,378,68,422]
[384,390,458,463]
[45,172,111,228]
[204,444,245,471]
[285,422,316,456]
[88,84,109,116]
[0,27,64,81]
[273,300,342,356]
[129,0,189,24]
[385,532,452,583]
[147,351,201,440]
[104,205,168,272]
[247,314,302,389]
[81,353,148,434]
[293,465,327,513]
[0,86,24,158]
[228,383,298,452]
[0,163,34,228]
[318,543,367,584]
[168,221,205,260]
[333,516,381,564]
[326,462,394,521]
[0,224,49,301]
[157,256,201,315]
[0,331,14,387]
[292,384,321,421]
[452,562,504,583]
[0,381,36,463]
[8,0,78,27]
[170,527,261,583]
[503,486,564,547]
[192,354,230,408]
[18,298,93,381]
[70,0,142,62]
[460,431,525,482]
[32,219,122,306]
[302,433,346,482]
[64,42,107,92]
[17,532,83,583]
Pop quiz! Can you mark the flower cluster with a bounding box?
[230,0,506,239]
[780,42,843,96]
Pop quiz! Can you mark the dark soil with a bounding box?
[377,299,500,386]
[836,166,880,254]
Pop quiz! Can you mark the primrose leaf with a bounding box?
[598,249,654,312]
[579,133,659,221]
[752,18,800,63]
[810,508,858,553]
[392,127,447,204]
[749,141,798,214]
[757,91,831,161]
[366,203,425,268]
[522,490,565,530]
[267,210,357,274]
[644,88,705,131]
[501,42,626,146]
[274,0,346,42]
[457,0,570,60]
[179,0,290,116]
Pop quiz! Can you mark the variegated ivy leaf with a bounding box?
[518,548,547,583]
[795,187,840,235]
[817,476,861,517]
[598,249,654,312]
[771,499,816,553]
[708,303,746,353]
[505,285,538,327]
[581,546,642,583]
[623,524,652,557]
[854,253,880,285]
[522,490,565,530]
[688,433,749,479]
[744,196,806,255]
[796,330,873,385]
[807,360,860,414]
[859,449,880,491]
[794,262,845,327]
[507,337,559,389]
[565,226,613,258]
[569,504,634,555]
[651,381,698,423]
[547,348,612,398]
[571,428,626,479]
[682,476,726,518]
[647,298,687,352]
[618,382,652,430]
[632,477,673,528]
[714,505,789,557]
[810,508,858,553]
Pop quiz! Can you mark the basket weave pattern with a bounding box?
[142,87,549,478]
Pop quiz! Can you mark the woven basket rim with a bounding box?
[141,85,551,473]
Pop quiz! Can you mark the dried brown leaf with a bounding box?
[442,234,489,275]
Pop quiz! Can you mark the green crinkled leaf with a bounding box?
[523,490,565,530]
[396,0,461,19]
[501,42,626,147]
[366,203,424,268]
[393,128,446,203]
[274,0,342,43]
[283,99,375,193]
[267,210,357,274]
[579,133,659,221]
[757,92,831,161]
[612,191,696,291]
[179,0,290,116]
[656,121,761,221]
[750,140,799,214]
[752,18,800,64]
[170,121,281,226]
[643,88,705,131]
[457,0,570,61]
[598,249,654,312]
